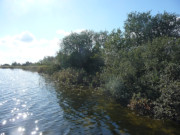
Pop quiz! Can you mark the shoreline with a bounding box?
[0,66,180,124]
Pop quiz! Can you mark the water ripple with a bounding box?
[0,69,63,135]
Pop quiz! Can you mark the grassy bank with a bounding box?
[0,65,49,72]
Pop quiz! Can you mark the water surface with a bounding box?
[0,69,179,135]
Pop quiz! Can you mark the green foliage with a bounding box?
[38,56,57,65]
[154,81,180,121]
[56,52,70,68]
[52,68,88,86]
[22,61,33,66]
[57,30,107,74]
[124,11,152,45]
[11,62,21,66]
[37,66,49,73]
[124,11,180,46]
[61,31,94,54]
[102,14,180,120]
[151,12,180,38]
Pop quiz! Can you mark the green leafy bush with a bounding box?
[52,68,88,86]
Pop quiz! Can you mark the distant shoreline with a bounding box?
[0,65,48,72]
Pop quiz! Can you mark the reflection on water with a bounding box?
[0,69,179,135]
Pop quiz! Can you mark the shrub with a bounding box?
[37,66,49,73]
[128,93,153,115]
[52,68,88,86]
[153,80,180,121]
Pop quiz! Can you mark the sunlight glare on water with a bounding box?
[0,69,58,135]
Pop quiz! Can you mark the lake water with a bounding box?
[0,69,179,135]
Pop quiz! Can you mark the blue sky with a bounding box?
[0,0,180,64]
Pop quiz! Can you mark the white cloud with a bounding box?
[56,29,85,36]
[0,31,60,64]
[56,30,70,36]
[0,28,86,64]
[73,29,86,33]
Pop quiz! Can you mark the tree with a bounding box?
[124,11,180,46]
[151,12,180,38]
[39,56,56,65]
[124,11,152,45]
[12,62,18,66]
[61,31,94,54]
[58,30,108,74]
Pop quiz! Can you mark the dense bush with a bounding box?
[154,79,180,121]
[102,34,180,119]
